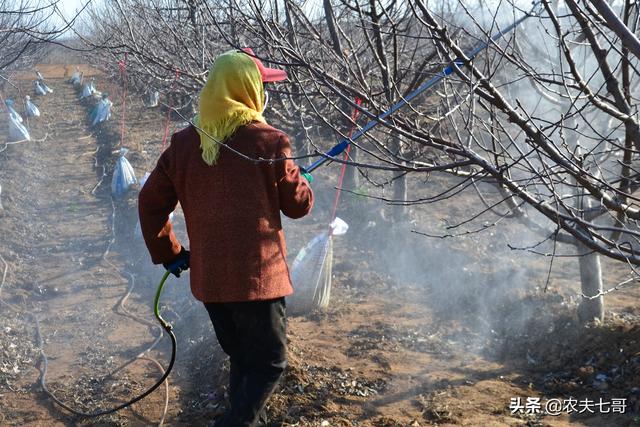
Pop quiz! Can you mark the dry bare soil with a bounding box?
[1,68,640,427]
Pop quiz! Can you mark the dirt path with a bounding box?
[0,79,174,426]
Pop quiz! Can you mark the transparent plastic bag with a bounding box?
[81,79,96,99]
[34,80,47,96]
[81,83,92,98]
[329,217,349,236]
[111,148,137,197]
[69,68,81,84]
[144,90,159,107]
[25,96,40,118]
[70,70,84,86]
[288,232,332,314]
[5,99,22,123]
[288,217,348,315]
[8,113,30,141]
[90,96,112,126]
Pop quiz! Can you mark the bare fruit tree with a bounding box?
[79,0,240,114]
[0,0,68,72]
[84,0,640,321]
[207,0,640,321]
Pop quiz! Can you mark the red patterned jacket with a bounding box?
[139,123,313,302]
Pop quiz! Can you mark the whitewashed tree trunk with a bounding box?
[572,148,604,322]
[390,134,407,221]
[576,241,604,322]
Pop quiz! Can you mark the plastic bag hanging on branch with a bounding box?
[69,67,82,85]
[144,90,159,108]
[25,96,40,118]
[288,218,348,315]
[89,94,112,126]
[80,78,97,99]
[111,148,137,198]
[34,80,47,96]
[4,99,22,123]
[5,99,30,141]
[7,111,30,141]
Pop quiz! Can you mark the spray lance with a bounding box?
[299,1,542,182]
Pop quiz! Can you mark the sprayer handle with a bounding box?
[300,167,314,184]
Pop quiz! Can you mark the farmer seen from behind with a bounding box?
[138,48,314,426]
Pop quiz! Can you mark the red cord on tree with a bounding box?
[329,98,362,222]
[118,54,127,147]
[161,69,181,151]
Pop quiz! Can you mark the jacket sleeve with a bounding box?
[138,147,183,264]
[276,134,314,219]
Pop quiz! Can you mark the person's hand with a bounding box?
[163,247,190,277]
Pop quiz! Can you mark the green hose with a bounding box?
[154,270,172,329]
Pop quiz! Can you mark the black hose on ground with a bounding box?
[34,271,176,418]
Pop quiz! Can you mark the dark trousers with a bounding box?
[204,298,287,427]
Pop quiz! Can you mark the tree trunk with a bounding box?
[293,118,308,159]
[390,133,406,221]
[576,240,604,322]
[342,135,358,191]
[576,191,604,323]
[572,148,604,322]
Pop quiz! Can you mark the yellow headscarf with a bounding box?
[195,50,266,165]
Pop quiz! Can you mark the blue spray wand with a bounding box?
[301,3,540,178]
